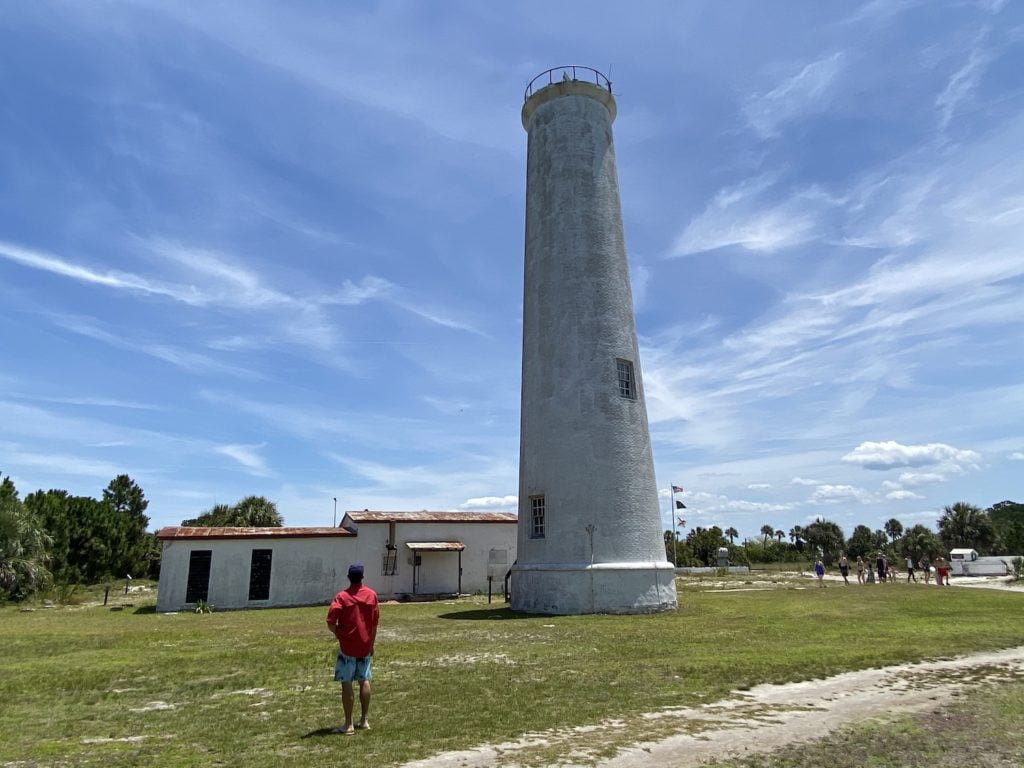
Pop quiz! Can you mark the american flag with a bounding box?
[671,485,684,494]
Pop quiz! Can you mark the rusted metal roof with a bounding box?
[405,541,466,551]
[156,526,355,540]
[344,511,517,524]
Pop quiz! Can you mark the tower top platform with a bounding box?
[522,66,616,129]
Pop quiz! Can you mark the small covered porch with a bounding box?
[406,541,465,595]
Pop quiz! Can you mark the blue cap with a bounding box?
[348,562,365,580]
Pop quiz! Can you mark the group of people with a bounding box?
[814,553,952,586]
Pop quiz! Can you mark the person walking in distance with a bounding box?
[814,559,826,587]
[876,553,887,584]
[906,555,917,583]
[326,563,379,734]
[856,556,865,584]
[838,553,850,585]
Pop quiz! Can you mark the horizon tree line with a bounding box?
[665,500,1024,567]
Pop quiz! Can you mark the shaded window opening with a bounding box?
[185,550,212,603]
[248,549,272,601]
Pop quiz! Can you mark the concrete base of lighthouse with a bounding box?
[510,561,677,615]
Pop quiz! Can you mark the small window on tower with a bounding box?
[530,495,545,538]
[616,359,636,399]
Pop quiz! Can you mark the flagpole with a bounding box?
[670,486,678,568]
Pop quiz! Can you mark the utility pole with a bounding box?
[333,497,337,528]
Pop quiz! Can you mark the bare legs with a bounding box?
[341,680,372,732]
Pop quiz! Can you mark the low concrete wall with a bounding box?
[676,566,751,575]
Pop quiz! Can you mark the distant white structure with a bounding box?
[155,511,516,612]
[511,67,677,615]
[948,548,1015,577]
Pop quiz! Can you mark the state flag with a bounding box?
[675,500,686,509]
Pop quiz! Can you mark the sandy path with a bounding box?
[401,646,1024,768]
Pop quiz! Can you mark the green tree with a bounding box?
[24,490,128,583]
[760,524,774,547]
[803,518,846,564]
[988,500,1024,554]
[182,496,283,527]
[884,518,904,543]
[788,525,804,552]
[0,474,52,600]
[845,525,876,560]
[938,501,997,555]
[775,529,785,544]
[686,526,727,566]
[102,475,150,576]
[725,527,738,544]
[900,524,942,563]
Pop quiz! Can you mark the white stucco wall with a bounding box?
[156,536,357,612]
[512,77,677,614]
[346,521,516,597]
[156,522,517,612]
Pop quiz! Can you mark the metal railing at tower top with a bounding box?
[524,66,612,102]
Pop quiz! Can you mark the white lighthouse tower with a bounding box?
[510,67,677,615]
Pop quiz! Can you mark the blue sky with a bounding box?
[1,1,1022,539]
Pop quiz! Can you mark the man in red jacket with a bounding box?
[326,562,379,734]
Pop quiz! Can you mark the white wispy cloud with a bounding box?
[0,240,198,304]
[214,443,272,477]
[0,444,127,479]
[842,440,980,470]
[1009,452,1024,461]
[460,495,517,510]
[936,42,992,131]
[747,483,773,490]
[743,52,845,139]
[48,314,262,379]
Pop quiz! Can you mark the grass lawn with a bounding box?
[703,678,1024,768]
[2,575,1023,767]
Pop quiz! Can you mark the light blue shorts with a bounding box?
[334,651,372,683]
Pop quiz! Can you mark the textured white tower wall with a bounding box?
[511,79,677,614]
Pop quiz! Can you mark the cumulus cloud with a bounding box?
[1009,452,1024,461]
[790,476,822,486]
[841,440,980,470]
[885,490,924,500]
[897,471,949,487]
[460,495,517,510]
[810,484,873,503]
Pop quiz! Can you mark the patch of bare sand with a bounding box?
[399,646,1024,768]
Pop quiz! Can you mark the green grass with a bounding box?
[704,679,1024,768]
[1,577,1022,767]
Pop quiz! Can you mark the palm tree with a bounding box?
[760,524,774,547]
[725,527,739,544]
[233,496,283,527]
[938,501,996,554]
[884,518,904,543]
[775,529,785,544]
[0,476,52,600]
[789,525,804,549]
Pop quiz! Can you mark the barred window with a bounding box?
[616,359,636,399]
[530,495,545,538]
[185,550,212,603]
[248,549,272,601]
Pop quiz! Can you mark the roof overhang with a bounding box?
[405,541,465,552]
